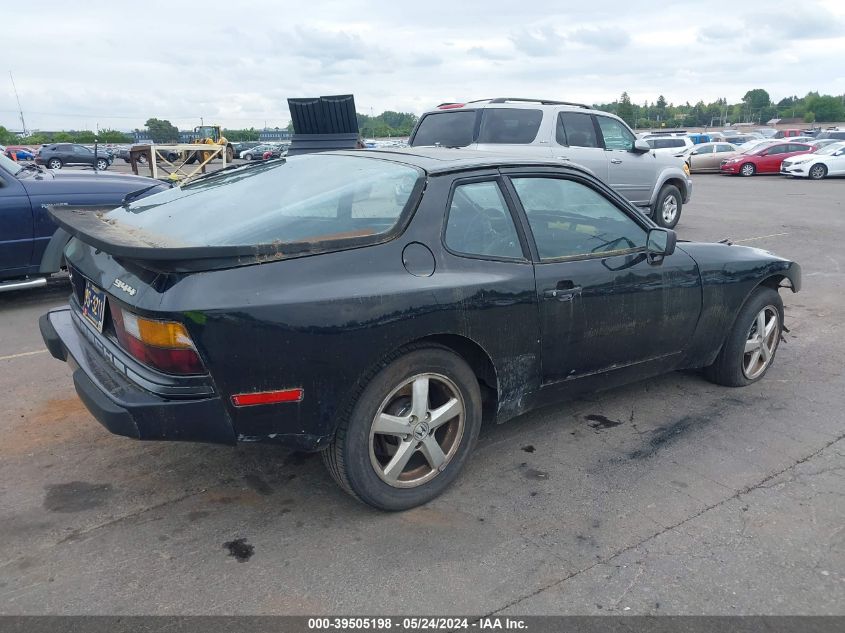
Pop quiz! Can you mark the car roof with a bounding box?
[433,97,591,110]
[327,147,593,176]
[420,98,614,117]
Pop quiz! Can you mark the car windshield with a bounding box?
[0,153,23,176]
[815,142,845,155]
[105,154,423,249]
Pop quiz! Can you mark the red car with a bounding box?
[720,142,813,176]
[773,128,804,139]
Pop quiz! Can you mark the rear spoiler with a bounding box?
[49,206,294,270]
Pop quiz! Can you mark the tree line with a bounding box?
[1,109,421,147]
[604,89,845,130]
[0,126,133,145]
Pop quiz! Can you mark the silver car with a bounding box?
[409,98,692,228]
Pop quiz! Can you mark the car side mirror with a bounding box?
[647,228,676,258]
[633,139,651,153]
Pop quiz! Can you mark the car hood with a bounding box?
[19,169,167,196]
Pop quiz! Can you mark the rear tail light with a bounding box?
[437,103,465,109]
[109,305,204,375]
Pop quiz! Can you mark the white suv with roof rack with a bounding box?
[409,98,693,228]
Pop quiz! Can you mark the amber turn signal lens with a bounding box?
[122,311,195,349]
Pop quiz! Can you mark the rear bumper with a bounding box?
[40,307,237,445]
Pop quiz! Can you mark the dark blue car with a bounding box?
[0,154,169,291]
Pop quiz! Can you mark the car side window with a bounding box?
[595,116,635,151]
[445,181,523,259]
[767,145,788,155]
[694,145,714,155]
[787,144,806,153]
[556,112,600,148]
[512,177,646,260]
[478,108,543,144]
[716,144,733,153]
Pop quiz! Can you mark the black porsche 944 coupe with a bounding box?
[41,149,800,510]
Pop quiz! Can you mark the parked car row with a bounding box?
[718,139,845,179]
[2,145,36,161]
[638,127,845,179]
[240,143,287,160]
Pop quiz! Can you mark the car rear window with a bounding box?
[411,111,476,147]
[105,154,423,249]
[477,108,542,144]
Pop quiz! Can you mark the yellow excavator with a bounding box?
[184,125,235,164]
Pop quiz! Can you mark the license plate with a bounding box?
[81,281,107,333]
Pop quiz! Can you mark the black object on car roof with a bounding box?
[286,94,361,156]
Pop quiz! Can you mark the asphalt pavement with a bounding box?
[0,173,843,615]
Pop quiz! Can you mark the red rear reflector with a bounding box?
[438,103,465,109]
[231,388,304,407]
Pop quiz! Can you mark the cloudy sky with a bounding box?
[3,0,845,132]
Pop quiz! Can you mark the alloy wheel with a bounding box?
[48,159,61,169]
[741,163,755,176]
[368,373,465,488]
[661,196,678,225]
[742,305,779,380]
[809,164,826,180]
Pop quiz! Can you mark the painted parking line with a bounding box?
[0,349,48,361]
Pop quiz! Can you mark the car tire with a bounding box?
[704,286,783,387]
[95,158,109,171]
[740,162,756,177]
[243,153,253,161]
[322,345,482,511]
[48,158,62,170]
[226,146,235,163]
[808,164,827,180]
[652,184,682,229]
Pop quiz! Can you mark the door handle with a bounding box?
[610,158,623,164]
[543,281,582,301]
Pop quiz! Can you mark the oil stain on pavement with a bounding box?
[223,538,254,562]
